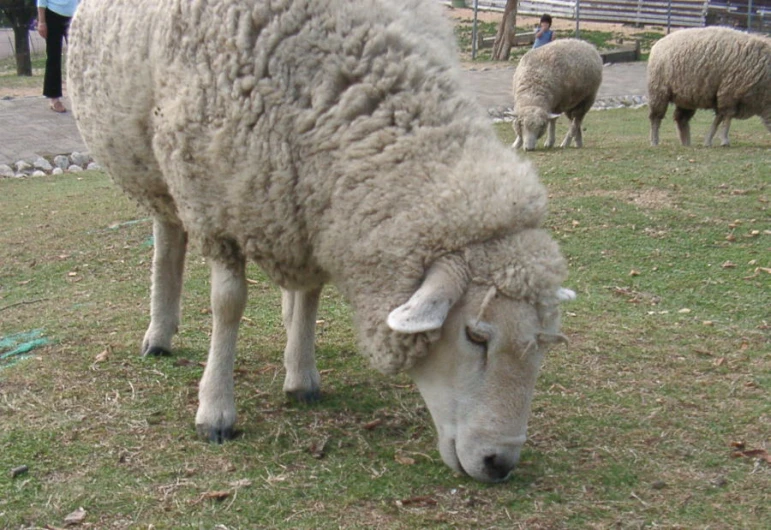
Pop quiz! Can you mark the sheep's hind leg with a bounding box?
[703,113,724,147]
[717,116,732,147]
[648,100,668,146]
[674,107,696,146]
[281,287,322,403]
[196,257,247,443]
[142,219,187,356]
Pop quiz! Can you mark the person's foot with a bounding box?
[49,100,66,113]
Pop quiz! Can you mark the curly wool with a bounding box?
[513,39,603,115]
[69,0,560,374]
[647,27,771,121]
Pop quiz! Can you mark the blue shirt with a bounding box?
[37,0,80,18]
[533,29,553,49]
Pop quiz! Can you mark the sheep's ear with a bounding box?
[387,256,469,334]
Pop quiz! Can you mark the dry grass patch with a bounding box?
[2,108,769,528]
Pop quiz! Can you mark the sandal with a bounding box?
[50,100,67,113]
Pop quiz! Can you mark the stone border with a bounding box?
[1,96,649,176]
[0,152,101,179]
[488,95,649,122]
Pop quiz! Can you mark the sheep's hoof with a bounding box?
[286,389,322,404]
[196,424,237,444]
[143,345,172,357]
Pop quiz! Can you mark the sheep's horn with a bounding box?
[387,254,470,333]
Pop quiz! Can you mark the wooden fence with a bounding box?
[457,1,770,32]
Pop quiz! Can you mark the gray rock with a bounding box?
[53,155,69,170]
[32,170,47,177]
[70,151,91,167]
[15,160,32,172]
[33,156,53,171]
[13,173,27,179]
[86,162,102,171]
[0,164,14,178]
[67,164,84,173]
[52,167,64,175]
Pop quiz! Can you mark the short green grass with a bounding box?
[1,109,769,529]
[0,52,48,94]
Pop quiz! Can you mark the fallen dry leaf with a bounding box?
[395,454,416,466]
[94,348,111,363]
[721,261,736,269]
[730,441,746,450]
[201,490,230,501]
[396,495,437,507]
[63,507,87,526]
[732,448,771,464]
[229,478,253,488]
[629,269,641,277]
[308,438,328,459]
[363,419,383,430]
[714,357,726,367]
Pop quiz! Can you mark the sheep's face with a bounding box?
[515,107,549,151]
[410,288,564,482]
[388,231,570,483]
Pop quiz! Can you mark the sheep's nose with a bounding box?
[483,453,518,482]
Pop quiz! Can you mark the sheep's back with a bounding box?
[69,0,501,287]
[647,27,770,112]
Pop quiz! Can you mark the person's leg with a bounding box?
[43,9,69,110]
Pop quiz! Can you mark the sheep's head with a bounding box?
[387,229,573,483]
[513,107,560,151]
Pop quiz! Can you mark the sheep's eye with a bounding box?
[465,326,489,348]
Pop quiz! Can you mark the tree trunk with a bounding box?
[492,0,518,61]
[13,25,33,76]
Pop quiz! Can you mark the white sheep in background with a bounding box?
[512,39,603,151]
[68,0,574,483]
[648,27,771,147]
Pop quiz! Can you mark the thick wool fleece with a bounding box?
[69,0,561,373]
[512,39,603,114]
[647,27,771,121]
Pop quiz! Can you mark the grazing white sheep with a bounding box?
[68,0,574,483]
[648,27,771,147]
[512,39,603,151]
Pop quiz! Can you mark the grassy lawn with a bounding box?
[1,109,769,528]
[0,52,47,96]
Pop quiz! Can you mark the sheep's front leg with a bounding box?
[511,120,523,149]
[544,118,557,148]
[281,287,322,402]
[560,119,577,148]
[142,219,187,356]
[704,114,724,147]
[196,258,247,443]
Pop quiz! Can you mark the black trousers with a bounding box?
[43,8,72,99]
